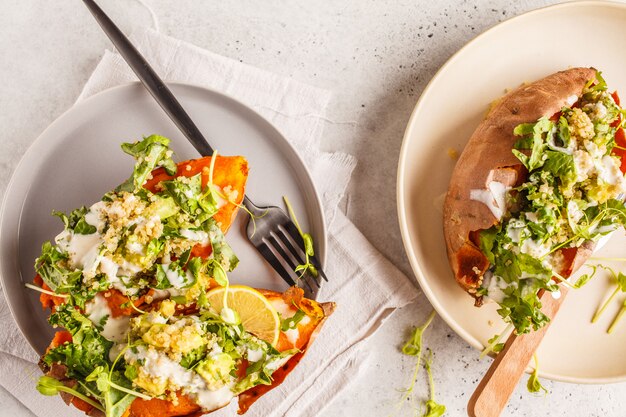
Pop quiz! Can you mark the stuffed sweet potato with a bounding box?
[32,135,334,416]
[443,68,626,333]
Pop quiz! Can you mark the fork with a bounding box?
[82,0,328,298]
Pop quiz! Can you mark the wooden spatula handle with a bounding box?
[467,288,567,417]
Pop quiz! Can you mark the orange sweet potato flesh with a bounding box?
[237,289,335,414]
[443,67,597,296]
[35,275,66,312]
[143,155,248,234]
[129,394,203,417]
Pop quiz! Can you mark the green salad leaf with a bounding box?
[161,174,219,223]
[85,365,146,417]
[205,219,239,272]
[34,242,108,308]
[512,117,553,171]
[45,305,112,378]
[35,242,77,292]
[53,207,97,235]
[116,135,177,193]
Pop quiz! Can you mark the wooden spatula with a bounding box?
[467,288,567,417]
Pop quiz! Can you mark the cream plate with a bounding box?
[397,1,626,383]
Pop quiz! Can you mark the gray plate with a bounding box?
[0,82,326,355]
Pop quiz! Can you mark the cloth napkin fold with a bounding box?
[0,29,418,417]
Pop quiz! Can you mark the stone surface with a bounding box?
[0,0,625,416]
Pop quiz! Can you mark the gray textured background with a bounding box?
[1,1,625,416]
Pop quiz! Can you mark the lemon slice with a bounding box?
[206,285,280,346]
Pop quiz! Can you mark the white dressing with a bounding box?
[566,94,578,106]
[212,185,228,209]
[247,348,264,363]
[195,385,234,411]
[161,263,194,289]
[596,155,626,187]
[85,294,130,343]
[270,300,296,318]
[484,273,517,304]
[181,229,210,245]
[284,328,300,345]
[56,230,103,277]
[126,346,236,411]
[85,201,106,231]
[470,181,510,220]
[520,238,551,258]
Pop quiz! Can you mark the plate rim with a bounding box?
[396,0,626,384]
[0,80,327,355]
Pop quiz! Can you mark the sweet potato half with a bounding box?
[443,67,598,300]
[37,154,335,416]
[41,288,334,417]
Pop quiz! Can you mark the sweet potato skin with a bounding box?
[443,67,597,294]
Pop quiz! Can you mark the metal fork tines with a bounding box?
[245,197,327,298]
[82,0,329,298]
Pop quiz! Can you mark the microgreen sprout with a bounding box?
[281,309,306,332]
[390,310,444,417]
[480,324,513,359]
[283,196,317,278]
[572,265,598,289]
[124,296,147,315]
[37,375,104,412]
[608,299,626,334]
[422,349,446,417]
[24,283,69,299]
[591,265,626,324]
[526,354,548,395]
[549,271,576,290]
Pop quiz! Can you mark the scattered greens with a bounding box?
[422,350,446,417]
[580,263,626,332]
[402,310,436,357]
[391,310,446,417]
[37,376,104,412]
[480,325,513,358]
[476,72,626,335]
[40,305,141,417]
[608,299,626,334]
[44,305,112,378]
[591,266,626,323]
[283,196,318,278]
[53,207,97,235]
[116,135,176,193]
[526,355,548,395]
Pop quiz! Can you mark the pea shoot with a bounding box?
[283,196,318,278]
[526,354,548,395]
[390,310,446,417]
[37,376,104,412]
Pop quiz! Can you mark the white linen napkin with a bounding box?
[0,29,418,417]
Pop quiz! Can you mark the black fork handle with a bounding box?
[82,0,214,157]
